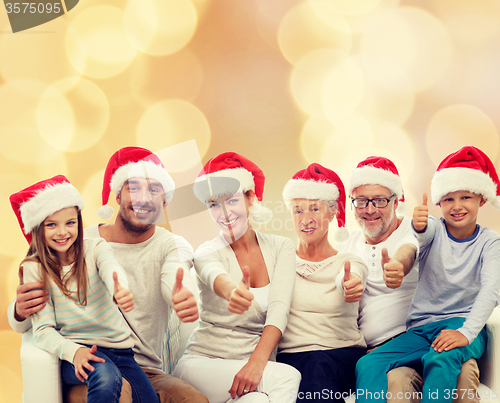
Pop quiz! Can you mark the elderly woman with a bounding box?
[174,152,301,403]
[277,163,368,402]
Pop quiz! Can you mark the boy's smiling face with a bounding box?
[439,190,486,239]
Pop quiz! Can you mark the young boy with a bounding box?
[355,146,500,403]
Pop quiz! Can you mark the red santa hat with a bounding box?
[283,163,349,242]
[431,146,500,209]
[10,175,84,244]
[347,156,407,216]
[97,146,175,220]
[194,152,272,222]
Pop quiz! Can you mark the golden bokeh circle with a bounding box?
[82,169,109,228]
[65,5,138,79]
[318,112,376,180]
[360,6,452,92]
[343,0,400,34]
[300,117,337,164]
[320,0,381,16]
[278,2,351,65]
[37,78,109,152]
[0,18,81,95]
[356,55,415,126]
[136,100,211,167]
[426,104,499,166]
[291,49,364,119]
[130,49,204,107]
[124,0,198,56]
[0,81,61,164]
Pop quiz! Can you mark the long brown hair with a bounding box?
[21,209,88,306]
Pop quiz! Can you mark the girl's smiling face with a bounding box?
[43,206,79,264]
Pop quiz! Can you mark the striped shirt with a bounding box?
[23,237,134,363]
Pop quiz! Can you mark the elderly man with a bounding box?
[338,156,479,403]
[8,147,208,403]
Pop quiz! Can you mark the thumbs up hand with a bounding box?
[113,272,134,312]
[381,248,404,289]
[343,261,363,303]
[172,268,199,323]
[228,265,254,314]
[413,193,429,233]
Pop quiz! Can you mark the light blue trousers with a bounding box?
[355,318,486,403]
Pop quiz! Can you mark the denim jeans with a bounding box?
[61,346,159,403]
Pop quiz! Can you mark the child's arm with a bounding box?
[22,262,94,364]
[435,237,500,351]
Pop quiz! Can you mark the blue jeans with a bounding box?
[355,318,487,403]
[277,347,366,402]
[61,346,159,403]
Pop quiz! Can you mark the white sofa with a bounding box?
[20,307,500,403]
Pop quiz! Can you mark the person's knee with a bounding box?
[355,354,373,378]
[387,367,423,403]
[455,359,479,403]
[88,362,122,397]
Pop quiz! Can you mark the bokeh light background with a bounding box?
[2,0,500,400]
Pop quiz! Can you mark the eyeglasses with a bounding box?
[351,194,396,209]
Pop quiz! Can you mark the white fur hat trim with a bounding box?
[283,179,340,205]
[431,167,500,209]
[20,182,84,234]
[111,160,175,204]
[347,165,403,199]
[195,167,255,195]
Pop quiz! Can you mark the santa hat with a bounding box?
[97,147,175,220]
[347,156,407,216]
[10,175,84,244]
[194,152,272,223]
[283,163,349,242]
[431,146,500,209]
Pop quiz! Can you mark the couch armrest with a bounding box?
[478,306,500,391]
[21,329,62,403]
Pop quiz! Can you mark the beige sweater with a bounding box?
[279,252,368,354]
[186,231,296,361]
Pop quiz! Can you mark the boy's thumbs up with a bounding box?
[413,192,429,233]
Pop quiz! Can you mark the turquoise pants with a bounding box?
[355,317,486,403]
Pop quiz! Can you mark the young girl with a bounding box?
[10,175,158,403]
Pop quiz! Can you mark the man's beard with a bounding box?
[119,204,159,235]
[356,207,396,240]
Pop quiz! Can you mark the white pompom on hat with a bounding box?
[97,147,175,220]
[431,146,500,209]
[10,175,84,244]
[347,156,407,216]
[283,163,349,242]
